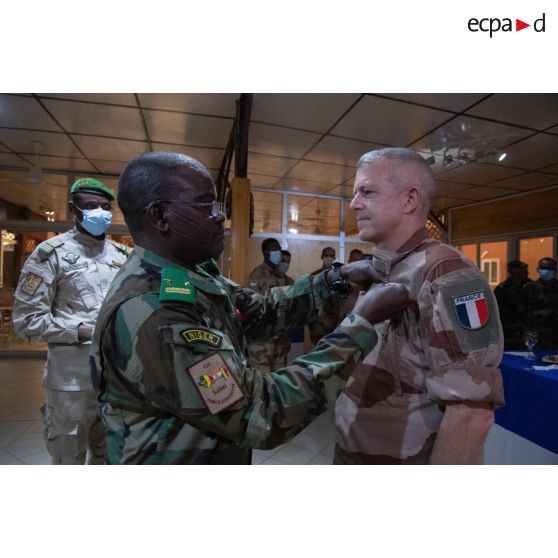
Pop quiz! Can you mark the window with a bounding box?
[456,244,478,265]
[288,196,340,236]
[481,259,500,285]
[480,241,507,289]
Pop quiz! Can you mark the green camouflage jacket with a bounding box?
[90,246,377,464]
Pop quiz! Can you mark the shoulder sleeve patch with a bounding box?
[20,273,43,296]
[428,268,500,353]
[186,353,244,415]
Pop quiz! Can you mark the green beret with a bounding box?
[70,178,115,201]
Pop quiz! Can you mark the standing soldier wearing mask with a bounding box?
[494,260,532,349]
[12,178,129,464]
[247,238,292,372]
[310,247,336,276]
[524,258,558,348]
[308,247,343,346]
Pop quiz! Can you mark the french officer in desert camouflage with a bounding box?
[90,152,408,465]
[12,178,129,464]
[334,148,505,465]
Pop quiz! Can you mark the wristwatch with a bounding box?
[327,262,352,296]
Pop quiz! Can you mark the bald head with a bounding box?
[118,151,213,229]
[357,148,436,216]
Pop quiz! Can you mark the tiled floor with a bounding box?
[0,357,336,465]
[0,358,50,465]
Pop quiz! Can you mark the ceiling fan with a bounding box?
[0,140,45,185]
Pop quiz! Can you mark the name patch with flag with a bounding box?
[187,353,244,414]
[453,291,489,330]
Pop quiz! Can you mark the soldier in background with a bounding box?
[524,257,558,348]
[90,151,409,464]
[310,246,336,276]
[12,178,129,464]
[246,239,292,372]
[334,147,504,465]
[307,248,365,347]
[278,249,294,285]
[494,260,532,349]
[308,247,341,345]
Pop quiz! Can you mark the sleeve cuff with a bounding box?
[336,312,378,355]
[426,365,505,407]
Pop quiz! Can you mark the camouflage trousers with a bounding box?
[247,340,290,374]
[41,387,105,465]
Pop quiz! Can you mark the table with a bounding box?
[484,350,558,464]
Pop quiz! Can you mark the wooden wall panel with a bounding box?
[229,177,251,286]
[450,188,558,240]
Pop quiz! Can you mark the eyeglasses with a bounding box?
[146,200,224,218]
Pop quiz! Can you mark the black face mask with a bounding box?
[166,205,223,244]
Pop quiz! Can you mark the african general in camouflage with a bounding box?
[334,229,505,464]
[90,247,378,464]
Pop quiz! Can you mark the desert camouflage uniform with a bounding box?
[90,246,377,464]
[523,277,558,348]
[494,277,532,349]
[334,229,505,464]
[247,262,292,372]
[12,228,129,464]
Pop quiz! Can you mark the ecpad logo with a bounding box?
[468,13,546,37]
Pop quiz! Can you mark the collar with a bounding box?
[72,227,106,247]
[135,245,227,296]
[372,228,431,276]
[264,260,282,276]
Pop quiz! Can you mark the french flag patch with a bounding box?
[453,291,489,330]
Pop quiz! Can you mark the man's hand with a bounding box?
[353,283,409,324]
[77,323,94,342]
[338,260,386,290]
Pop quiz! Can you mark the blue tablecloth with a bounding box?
[495,351,558,453]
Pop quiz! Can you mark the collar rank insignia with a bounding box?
[159,267,197,304]
[62,253,80,264]
[453,291,489,330]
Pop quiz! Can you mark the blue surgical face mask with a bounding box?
[277,262,289,275]
[268,250,282,265]
[79,207,112,236]
[322,256,334,268]
[538,269,556,281]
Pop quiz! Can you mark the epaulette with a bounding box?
[37,237,65,260]
[110,240,131,256]
[159,267,197,304]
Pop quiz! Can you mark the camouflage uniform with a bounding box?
[90,246,377,464]
[494,277,532,349]
[12,228,129,464]
[523,278,558,348]
[247,262,292,372]
[334,229,505,464]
